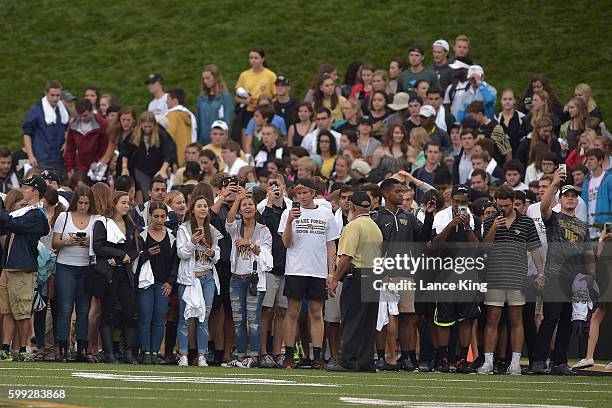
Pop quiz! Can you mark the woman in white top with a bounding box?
[52,186,98,362]
[176,195,222,367]
[223,189,272,368]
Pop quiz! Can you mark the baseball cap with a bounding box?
[388,92,410,111]
[461,116,479,130]
[467,65,485,79]
[275,76,290,86]
[350,191,371,208]
[432,39,449,53]
[419,105,437,118]
[293,178,316,191]
[21,176,47,196]
[560,184,579,196]
[60,91,76,102]
[358,115,374,125]
[144,73,164,85]
[211,120,229,132]
[408,44,425,55]
[40,169,60,184]
[452,184,470,197]
[448,56,473,70]
[351,159,372,177]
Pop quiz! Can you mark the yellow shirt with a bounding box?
[324,96,347,123]
[235,68,277,111]
[320,156,336,179]
[337,214,383,269]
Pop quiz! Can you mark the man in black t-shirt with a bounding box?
[274,76,299,128]
[532,171,595,375]
[479,185,544,375]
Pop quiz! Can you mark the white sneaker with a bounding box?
[507,361,522,375]
[477,361,494,375]
[197,355,208,367]
[178,355,188,366]
[605,361,612,371]
[221,359,242,368]
[240,357,255,368]
[572,358,594,369]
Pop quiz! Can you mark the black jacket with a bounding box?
[260,203,287,275]
[209,203,232,271]
[135,230,178,286]
[0,207,49,271]
[120,125,177,176]
[93,217,140,287]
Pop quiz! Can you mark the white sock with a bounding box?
[484,353,494,364]
[511,352,521,364]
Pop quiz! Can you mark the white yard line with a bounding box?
[339,398,585,408]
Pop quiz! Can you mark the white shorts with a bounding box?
[324,281,342,323]
[262,273,288,309]
[485,288,526,307]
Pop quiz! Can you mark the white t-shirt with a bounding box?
[526,202,558,276]
[278,206,340,278]
[148,94,168,116]
[587,173,605,238]
[54,212,97,266]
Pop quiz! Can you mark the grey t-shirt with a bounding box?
[543,212,589,279]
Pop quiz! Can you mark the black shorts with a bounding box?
[212,266,232,313]
[283,275,327,302]
[414,301,435,318]
[434,301,480,327]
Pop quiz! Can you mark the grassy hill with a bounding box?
[1,0,610,149]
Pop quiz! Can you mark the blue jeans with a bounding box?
[178,273,215,355]
[230,277,264,357]
[138,283,170,352]
[55,263,91,341]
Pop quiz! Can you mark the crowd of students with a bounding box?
[0,35,611,375]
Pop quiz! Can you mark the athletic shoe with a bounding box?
[260,354,277,368]
[221,359,242,368]
[295,358,312,369]
[435,357,450,373]
[178,355,189,366]
[477,361,494,375]
[151,353,165,365]
[605,361,612,371]
[531,361,547,374]
[375,357,386,371]
[197,356,208,367]
[470,355,484,370]
[0,350,13,362]
[282,356,294,369]
[325,360,354,372]
[549,363,576,376]
[507,361,522,375]
[572,358,594,369]
[493,360,508,375]
[240,357,255,368]
[142,353,152,365]
[19,352,33,362]
[455,358,475,374]
[274,354,285,368]
[398,358,416,372]
[311,358,324,370]
[418,361,431,372]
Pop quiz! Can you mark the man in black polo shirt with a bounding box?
[373,178,434,371]
[532,171,595,375]
[479,185,544,375]
[431,184,481,373]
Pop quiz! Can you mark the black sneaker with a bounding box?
[493,360,508,375]
[375,357,386,371]
[398,358,416,372]
[455,358,475,374]
[418,361,431,372]
[435,357,450,373]
[531,361,548,375]
[295,358,312,369]
[550,363,576,376]
[469,355,484,370]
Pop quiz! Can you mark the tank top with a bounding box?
[291,123,313,147]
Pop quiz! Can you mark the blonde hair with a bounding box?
[575,83,597,112]
[164,190,184,207]
[409,127,431,151]
[344,98,363,119]
[132,111,160,148]
[296,157,319,176]
[372,70,391,94]
[200,64,228,96]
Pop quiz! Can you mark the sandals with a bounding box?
[34,351,46,362]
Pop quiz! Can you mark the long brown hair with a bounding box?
[108,191,140,252]
[187,195,212,247]
[91,182,113,216]
[200,64,228,96]
[68,186,96,215]
[313,73,339,112]
[4,190,25,212]
[528,116,556,164]
[106,107,136,144]
[131,111,160,147]
[383,123,409,156]
[568,97,589,133]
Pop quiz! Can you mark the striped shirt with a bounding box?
[483,210,541,289]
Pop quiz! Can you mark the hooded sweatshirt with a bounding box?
[166,106,197,166]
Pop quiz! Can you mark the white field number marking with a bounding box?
[71,372,338,387]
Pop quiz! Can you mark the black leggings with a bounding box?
[101,268,138,328]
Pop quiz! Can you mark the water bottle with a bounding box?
[218,104,224,119]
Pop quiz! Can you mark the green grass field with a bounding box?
[0,363,611,408]
[1,1,610,149]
